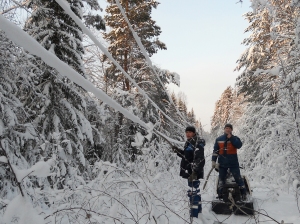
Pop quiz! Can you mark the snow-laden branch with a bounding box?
[0,0,30,15]
[0,143,24,197]
[0,14,148,130]
[54,0,185,130]
[0,14,184,145]
[114,0,189,126]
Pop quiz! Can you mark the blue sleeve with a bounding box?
[230,136,243,149]
[212,139,219,162]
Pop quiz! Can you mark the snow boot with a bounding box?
[187,189,201,217]
[217,187,223,200]
[240,186,246,201]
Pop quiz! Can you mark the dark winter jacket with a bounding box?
[212,134,243,168]
[176,136,205,179]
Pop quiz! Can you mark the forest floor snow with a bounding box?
[187,148,300,224]
[198,182,299,224]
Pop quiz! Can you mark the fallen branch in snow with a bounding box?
[0,141,24,197]
[82,187,139,223]
[203,167,214,190]
[227,193,281,224]
[44,207,126,223]
[296,188,300,214]
[123,168,191,223]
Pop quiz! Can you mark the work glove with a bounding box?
[212,161,220,172]
[172,146,179,153]
[215,163,220,172]
[212,161,216,168]
[188,171,198,182]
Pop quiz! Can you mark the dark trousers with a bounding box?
[218,166,245,192]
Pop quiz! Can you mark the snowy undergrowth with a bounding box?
[0,143,192,224]
[1,141,299,223]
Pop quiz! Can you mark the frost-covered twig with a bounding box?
[83,187,139,223]
[0,141,24,197]
[0,0,29,15]
[296,188,300,214]
[44,207,126,223]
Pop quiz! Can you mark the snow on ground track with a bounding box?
[187,185,299,224]
[201,189,299,224]
[252,189,299,224]
[186,145,300,224]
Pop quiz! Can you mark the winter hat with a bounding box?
[185,126,196,133]
[224,124,233,130]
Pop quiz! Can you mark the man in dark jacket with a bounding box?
[172,126,205,216]
[173,126,205,181]
[212,124,246,199]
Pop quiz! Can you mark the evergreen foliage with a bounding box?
[211,0,300,195]
[103,0,166,90]
[23,0,103,187]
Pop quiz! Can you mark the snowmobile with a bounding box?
[211,169,254,216]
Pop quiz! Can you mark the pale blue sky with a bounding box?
[150,0,252,131]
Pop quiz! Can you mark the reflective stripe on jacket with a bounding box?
[217,140,237,155]
[212,134,242,167]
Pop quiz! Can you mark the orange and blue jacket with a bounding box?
[212,134,243,167]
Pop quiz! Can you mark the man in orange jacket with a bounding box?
[212,124,246,200]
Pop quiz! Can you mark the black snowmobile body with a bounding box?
[211,171,254,216]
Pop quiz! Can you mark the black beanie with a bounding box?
[224,124,233,130]
[185,126,196,133]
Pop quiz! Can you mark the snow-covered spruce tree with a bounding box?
[211,99,221,137]
[24,0,104,187]
[234,0,287,166]
[0,31,40,204]
[228,88,246,125]
[266,0,300,189]
[98,68,181,165]
[177,95,188,118]
[25,0,86,75]
[187,108,196,127]
[211,86,233,138]
[234,0,300,193]
[235,0,279,105]
[162,91,185,142]
[162,91,200,142]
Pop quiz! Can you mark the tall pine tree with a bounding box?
[101,0,169,162]
[103,0,166,90]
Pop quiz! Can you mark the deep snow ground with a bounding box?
[197,178,299,224]
[0,142,298,224]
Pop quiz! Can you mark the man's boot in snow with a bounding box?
[217,187,223,200]
[240,186,246,201]
[188,180,202,217]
